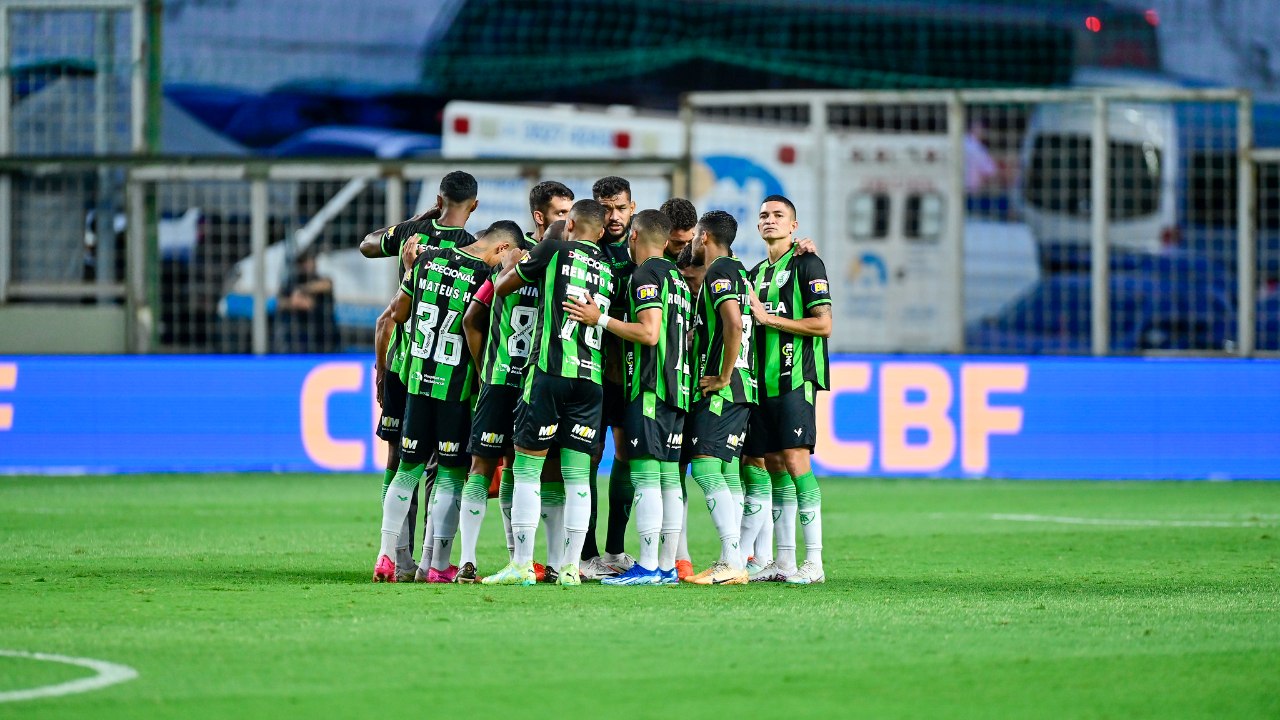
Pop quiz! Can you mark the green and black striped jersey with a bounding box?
[399,246,489,402]
[514,236,616,384]
[692,255,757,406]
[480,233,537,388]
[749,247,832,397]
[375,219,474,374]
[623,256,692,411]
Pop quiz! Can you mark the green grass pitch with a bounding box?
[1,474,1277,719]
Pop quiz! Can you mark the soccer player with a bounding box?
[482,199,617,586]
[660,197,699,579]
[659,197,698,259]
[682,210,756,585]
[741,195,832,585]
[373,222,515,583]
[580,176,638,580]
[564,209,691,586]
[462,182,575,583]
[453,219,529,583]
[365,171,479,581]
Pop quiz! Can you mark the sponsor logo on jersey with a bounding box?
[635,284,659,301]
[439,441,461,453]
[783,343,794,367]
[537,423,558,439]
[809,279,829,295]
[570,424,597,441]
[480,432,504,445]
[710,279,732,294]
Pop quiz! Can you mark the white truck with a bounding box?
[443,100,1035,351]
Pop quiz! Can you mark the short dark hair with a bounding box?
[675,243,697,270]
[761,194,796,219]
[592,176,631,201]
[659,197,697,231]
[482,219,524,249]
[529,180,574,215]
[569,199,607,231]
[440,171,478,203]
[544,219,567,241]
[632,208,672,246]
[698,210,738,249]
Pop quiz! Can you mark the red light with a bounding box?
[613,131,631,150]
[1085,16,1102,32]
[1144,9,1159,26]
[452,116,470,135]
[778,145,796,164]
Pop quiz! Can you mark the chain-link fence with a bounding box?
[683,87,1276,356]
[0,158,677,354]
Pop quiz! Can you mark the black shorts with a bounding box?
[377,369,408,442]
[686,396,752,462]
[468,383,521,458]
[399,393,472,467]
[514,372,603,454]
[622,390,685,463]
[744,383,817,457]
[602,379,625,428]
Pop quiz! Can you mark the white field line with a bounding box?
[0,650,138,703]
[989,513,1279,528]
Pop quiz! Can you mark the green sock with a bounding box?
[560,449,593,568]
[463,473,490,503]
[510,452,547,564]
[690,457,727,496]
[630,457,661,568]
[381,468,396,501]
[722,458,742,496]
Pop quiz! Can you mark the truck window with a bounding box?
[905,193,943,241]
[849,192,889,240]
[1186,151,1280,230]
[1023,134,1161,220]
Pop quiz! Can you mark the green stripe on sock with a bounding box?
[559,448,591,486]
[542,482,566,506]
[690,457,726,495]
[499,468,514,503]
[390,463,425,490]
[463,473,490,502]
[514,451,546,485]
[770,471,796,505]
[795,471,821,509]
[722,458,742,496]
[658,461,681,489]
[743,464,770,496]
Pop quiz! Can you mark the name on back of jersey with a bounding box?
[561,249,613,290]
[418,276,472,302]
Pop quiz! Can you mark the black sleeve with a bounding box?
[796,253,832,310]
[629,262,664,313]
[514,236,558,284]
[704,261,739,309]
[379,218,434,258]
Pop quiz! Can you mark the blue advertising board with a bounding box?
[0,355,1277,479]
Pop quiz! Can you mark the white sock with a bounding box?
[774,499,798,571]
[801,507,823,568]
[543,502,566,570]
[633,486,661,570]
[499,470,515,560]
[705,488,740,566]
[395,509,415,570]
[458,496,486,568]
[658,476,683,572]
[429,477,462,571]
[739,491,772,566]
[511,479,540,566]
[379,474,417,559]
[757,505,774,565]
[675,494,690,563]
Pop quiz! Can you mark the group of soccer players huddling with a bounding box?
[363,170,832,587]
